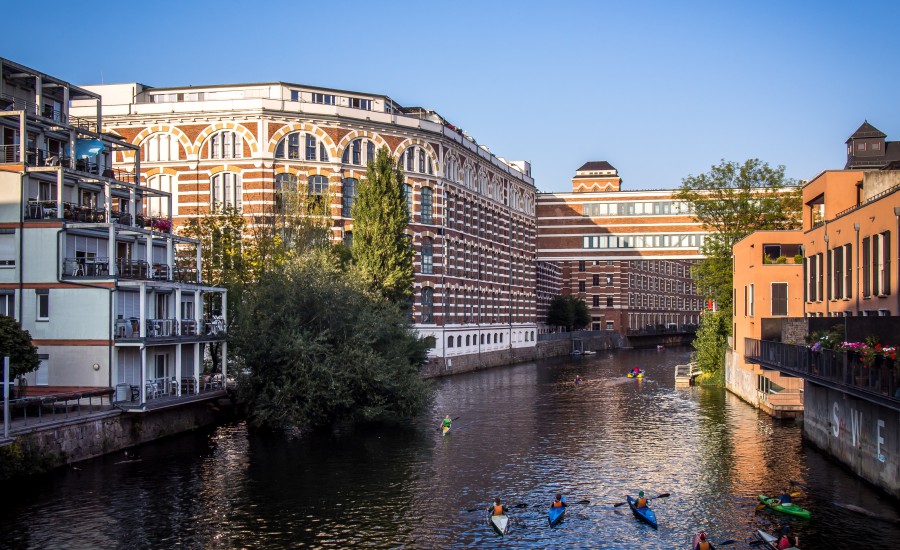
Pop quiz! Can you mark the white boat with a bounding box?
[582,350,596,355]
[489,513,510,535]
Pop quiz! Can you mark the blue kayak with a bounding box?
[627,495,658,529]
[548,497,566,526]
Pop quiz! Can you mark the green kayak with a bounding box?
[757,494,811,519]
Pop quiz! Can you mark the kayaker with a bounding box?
[488,497,508,516]
[635,490,648,508]
[631,367,641,376]
[440,415,452,431]
[777,525,799,549]
[551,493,567,508]
[775,487,792,505]
[575,375,582,385]
[694,531,711,550]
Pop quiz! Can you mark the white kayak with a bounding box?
[489,513,509,535]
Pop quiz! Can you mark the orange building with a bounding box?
[729,231,805,417]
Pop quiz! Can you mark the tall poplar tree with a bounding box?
[351,146,415,307]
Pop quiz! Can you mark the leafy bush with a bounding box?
[775,256,788,264]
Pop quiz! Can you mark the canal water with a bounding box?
[3,348,899,549]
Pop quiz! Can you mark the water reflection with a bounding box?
[1,348,899,548]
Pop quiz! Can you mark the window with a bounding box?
[142,133,180,162]
[276,132,326,161]
[605,321,614,330]
[274,173,297,214]
[844,243,852,300]
[578,281,586,292]
[606,275,613,286]
[349,97,372,110]
[606,296,613,307]
[0,291,14,316]
[862,236,871,297]
[341,138,376,166]
[35,354,49,386]
[874,231,891,296]
[343,231,352,249]
[447,336,454,348]
[772,283,788,316]
[341,178,357,218]
[579,261,586,272]
[146,174,175,217]
[400,146,434,175]
[421,287,434,323]
[207,131,242,159]
[403,184,413,218]
[421,187,433,224]
[422,238,433,274]
[0,232,15,266]
[307,175,329,214]
[593,274,600,286]
[305,134,318,161]
[308,175,329,195]
[210,173,242,211]
[36,289,49,321]
[748,283,755,316]
[312,92,335,105]
[593,295,600,307]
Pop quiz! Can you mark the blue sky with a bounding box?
[4,1,899,192]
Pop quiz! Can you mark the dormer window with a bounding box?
[857,142,866,151]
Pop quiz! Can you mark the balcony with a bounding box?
[745,338,900,409]
[115,317,226,340]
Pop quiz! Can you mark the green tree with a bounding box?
[691,310,729,383]
[351,147,415,307]
[232,249,432,432]
[676,158,802,314]
[0,315,39,383]
[178,206,247,373]
[546,295,591,331]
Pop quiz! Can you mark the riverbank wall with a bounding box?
[0,395,236,480]
[802,382,900,499]
[421,331,625,377]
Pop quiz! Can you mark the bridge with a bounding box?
[675,362,701,387]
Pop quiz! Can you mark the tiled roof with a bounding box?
[576,161,617,172]
[846,120,886,143]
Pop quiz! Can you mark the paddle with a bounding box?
[789,479,810,492]
[612,493,669,507]
[748,540,766,546]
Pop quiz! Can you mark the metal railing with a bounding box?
[1,389,114,432]
[745,338,900,403]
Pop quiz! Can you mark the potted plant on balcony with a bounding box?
[151,217,172,233]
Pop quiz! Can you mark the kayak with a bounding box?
[691,534,716,550]
[757,494,811,519]
[442,425,450,436]
[627,370,644,378]
[755,529,799,549]
[627,495,658,529]
[488,512,509,535]
[548,497,566,527]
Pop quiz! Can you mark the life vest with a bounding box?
[777,536,793,549]
[552,500,563,508]
[635,497,647,508]
[697,541,711,550]
[492,504,504,515]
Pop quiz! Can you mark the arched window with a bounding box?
[494,333,498,344]
[421,287,434,323]
[421,186,433,224]
[447,335,454,348]
[500,333,503,343]
[465,335,470,346]
[274,173,297,214]
[206,130,242,159]
[399,146,434,175]
[276,131,327,161]
[341,138,376,166]
[456,335,462,347]
[341,177,357,218]
[210,172,242,211]
[445,156,458,181]
[146,174,175,217]
[142,133,180,162]
[421,237,433,274]
[480,334,485,345]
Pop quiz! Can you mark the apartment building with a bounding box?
[537,162,706,335]
[0,57,227,408]
[69,81,538,361]
[729,230,805,417]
